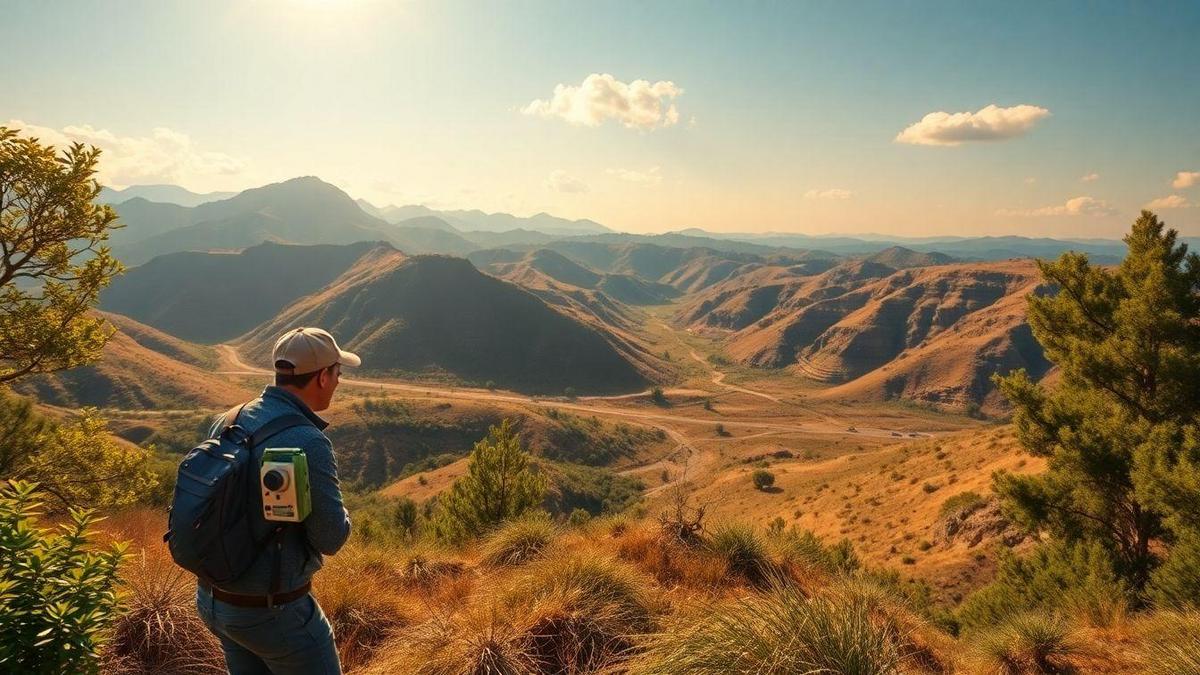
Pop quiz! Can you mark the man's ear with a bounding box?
[318,366,333,389]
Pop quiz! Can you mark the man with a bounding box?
[195,327,356,674]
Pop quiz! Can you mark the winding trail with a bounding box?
[215,337,938,498]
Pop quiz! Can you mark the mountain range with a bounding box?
[77,176,1182,411]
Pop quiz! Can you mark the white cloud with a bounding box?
[544,170,589,194]
[522,73,683,130]
[997,196,1116,217]
[804,188,854,200]
[1145,194,1193,209]
[1081,172,1100,182]
[606,166,663,185]
[5,119,247,189]
[895,104,1051,146]
[1173,171,1200,189]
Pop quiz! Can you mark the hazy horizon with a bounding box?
[5,0,1199,238]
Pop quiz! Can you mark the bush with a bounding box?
[752,469,776,490]
[957,541,1129,632]
[773,528,860,577]
[969,613,1077,674]
[568,508,591,526]
[706,523,773,585]
[0,481,127,673]
[650,387,668,406]
[629,580,904,674]
[1148,528,1200,610]
[480,515,558,567]
[938,491,986,520]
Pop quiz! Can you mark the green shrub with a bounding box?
[773,527,860,576]
[568,508,591,526]
[938,491,986,520]
[969,613,1077,674]
[630,580,903,674]
[650,387,668,406]
[706,523,773,585]
[957,541,1129,632]
[480,515,558,567]
[1148,528,1200,610]
[0,481,127,673]
[751,469,775,490]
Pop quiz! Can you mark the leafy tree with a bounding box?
[0,127,123,383]
[752,469,775,490]
[434,419,547,542]
[0,481,127,673]
[0,391,155,511]
[993,211,1200,591]
[392,497,420,541]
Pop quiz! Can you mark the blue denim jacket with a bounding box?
[205,386,352,595]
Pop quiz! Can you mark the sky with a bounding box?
[3,0,1199,238]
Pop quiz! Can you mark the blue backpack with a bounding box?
[165,403,311,586]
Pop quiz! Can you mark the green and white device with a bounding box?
[260,448,311,522]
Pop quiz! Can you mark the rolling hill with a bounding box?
[101,241,386,343]
[689,260,1050,412]
[12,312,251,410]
[236,249,653,394]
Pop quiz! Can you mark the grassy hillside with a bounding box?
[237,249,653,395]
[12,313,252,410]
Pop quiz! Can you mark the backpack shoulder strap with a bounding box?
[248,414,313,449]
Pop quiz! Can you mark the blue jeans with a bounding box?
[196,584,342,675]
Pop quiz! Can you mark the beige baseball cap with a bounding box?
[272,327,361,375]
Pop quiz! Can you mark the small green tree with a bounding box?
[993,211,1200,591]
[392,497,419,541]
[0,127,123,383]
[0,481,127,673]
[752,469,776,491]
[0,392,155,511]
[434,419,547,542]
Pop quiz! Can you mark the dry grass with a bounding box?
[98,510,225,674]
[479,514,559,568]
[968,613,1081,674]
[1133,610,1200,675]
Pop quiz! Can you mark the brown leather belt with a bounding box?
[198,579,311,608]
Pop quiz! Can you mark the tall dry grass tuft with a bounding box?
[969,612,1080,674]
[359,604,536,675]
[100,514,224,674]
[313,541,420,671]
[502,552,657,633]
[1134,610,1200,675]
[364,551,658,674]
[628,579,907,674]
[614,523,727,590]
[826,576,953,673]
[479,514,558,567]
[704,522,778,587]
